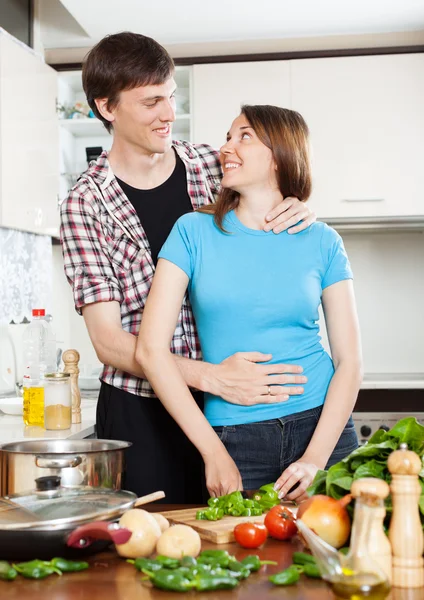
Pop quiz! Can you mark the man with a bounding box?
[60,32,315,502]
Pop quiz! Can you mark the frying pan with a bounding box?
[0,480,165,561]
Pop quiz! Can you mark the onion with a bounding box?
[296,494,352,548]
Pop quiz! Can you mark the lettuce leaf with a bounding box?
[307,417,424,530]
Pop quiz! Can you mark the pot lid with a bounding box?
[0,479,137,531]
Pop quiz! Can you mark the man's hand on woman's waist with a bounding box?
[202,351,307,406]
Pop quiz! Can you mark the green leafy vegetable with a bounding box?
[308,417,424,530]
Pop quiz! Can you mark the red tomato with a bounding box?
[264,505,297,540]
[233,522,268,549]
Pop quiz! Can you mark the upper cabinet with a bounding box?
[192,61,291,148]
[0,31,59,234]
[191,53,424,219]
[291,54,424,218]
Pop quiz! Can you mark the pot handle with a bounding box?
[66,521,132,549]
[36,456,83,469]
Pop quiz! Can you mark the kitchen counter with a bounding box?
[361,373,424,389]
[0,503,421,599]
[0,399,97,444]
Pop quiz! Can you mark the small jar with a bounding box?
[44,373,72,430]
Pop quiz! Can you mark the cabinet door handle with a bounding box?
[341,198,385,203]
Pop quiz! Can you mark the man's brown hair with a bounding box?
[82,32,174,133]
[198,104,312,231]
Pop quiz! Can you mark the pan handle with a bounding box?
[36,456,83,469]
[134,490,165,507]
[66,521,132,549]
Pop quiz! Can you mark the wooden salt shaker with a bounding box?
[388,443,424,588]
[62,349,81,424]
[350,477,392,582]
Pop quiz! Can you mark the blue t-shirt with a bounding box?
[158,210,353,426]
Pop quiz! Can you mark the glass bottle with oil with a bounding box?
[329,490,391,600]
[296,489,391,600]
[23,376,45,426]
[328,572,390,599]
[22,308,53,427]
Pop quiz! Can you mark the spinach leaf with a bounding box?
[386,417,424,455]
[353,459,386,481]
[307,469,327,496]
[307,417,424,531]
[326,463,354,499]
[367,429,388,445]
[343,439,398,463]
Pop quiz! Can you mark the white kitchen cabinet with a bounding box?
[58,66,193,203]
[0,30,59,235]
[291,54,424,218]
[192,61,291,149]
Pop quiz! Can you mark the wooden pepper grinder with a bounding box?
[350,477,392,583]
[62,349,81,424]
[388,442,424,588]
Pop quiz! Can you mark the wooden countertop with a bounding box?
[0,504,422,599]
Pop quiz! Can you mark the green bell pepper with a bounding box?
[13,559,62,580]
[269,565,300,586]
[256,483,280,508]
[155,555,181,569]
[150,569,193,592]
[0,561,17,581]
[207,497,220,508]
[131,557,163,573]
[292,551,317,566]
[197,549,231,568]
[50,557,89,572]
[180,556,197,568]
[200,507,224,521]
[196,490,267,521]
[194,574,239,591]
[240,555,277,572]
[227,559,251,578]
[303,563,322,579]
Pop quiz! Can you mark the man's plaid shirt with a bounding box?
[60,141,222,398]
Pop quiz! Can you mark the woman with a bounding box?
[136,105,362,502]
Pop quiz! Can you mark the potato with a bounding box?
[152,513,170,533]
[156,524,201,559]
[116,508,161,558]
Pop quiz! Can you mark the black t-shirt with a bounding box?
[116,153,193,264]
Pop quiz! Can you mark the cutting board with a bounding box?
[160,506,267,544]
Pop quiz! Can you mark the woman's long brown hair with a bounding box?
[198,104,312,231]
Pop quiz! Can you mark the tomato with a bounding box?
[233,522,268,549]
[264,505,297,541]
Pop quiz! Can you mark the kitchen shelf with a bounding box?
[59,118,110,137]
[59,114,192,138]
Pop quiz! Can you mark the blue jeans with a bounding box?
[212,406,358,490]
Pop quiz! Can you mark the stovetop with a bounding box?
[352,412,424,445]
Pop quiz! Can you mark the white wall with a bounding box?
[344,231,424,373]
[318,230,424,373]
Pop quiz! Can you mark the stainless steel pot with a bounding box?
[0,439,131,495]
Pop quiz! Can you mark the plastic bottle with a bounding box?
[22,309,56,426]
